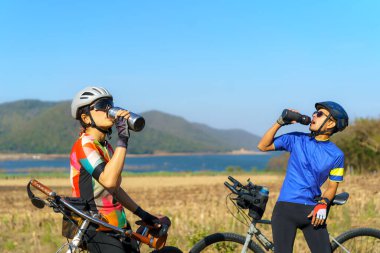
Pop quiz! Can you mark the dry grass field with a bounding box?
[0,173,379,252]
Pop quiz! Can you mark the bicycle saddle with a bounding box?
[331,192,349,206]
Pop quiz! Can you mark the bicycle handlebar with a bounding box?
[28,178,167,250]
[61,197,159,247]
[225,176,251,196]
[224,176,349,206]
[30,179,57,197]
[62,198,161,248]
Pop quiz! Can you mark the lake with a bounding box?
[0,153,279,174]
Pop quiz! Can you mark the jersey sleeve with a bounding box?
[329,154,345,182]
[77,138,106,180]
[273,132,297,152]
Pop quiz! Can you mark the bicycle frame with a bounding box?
[190,177,379,253]
[237,219,274,252]
[225,177,350,253]
[250,220,274,251]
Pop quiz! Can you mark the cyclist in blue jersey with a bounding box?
[257,101,349,253]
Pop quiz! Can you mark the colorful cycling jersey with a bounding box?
[273,132,344,205]
[70,133,127,230]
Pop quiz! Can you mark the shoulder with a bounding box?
[328,141,344,156]
[80,134,95,143]
[72,134,97,153]
[79,134,98,148]
[274,132,308,151]
[295,132,310,138]
[323,142,345,166]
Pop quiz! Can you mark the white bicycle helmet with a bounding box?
[71,87,113,119]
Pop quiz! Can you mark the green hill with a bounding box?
[0,100,260,154]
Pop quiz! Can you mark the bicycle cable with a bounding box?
[225,193,251,226]
[50,198,92,239]
[55,241,70,253]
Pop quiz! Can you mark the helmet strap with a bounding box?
[88,112,112,138]
[310,114,333,137]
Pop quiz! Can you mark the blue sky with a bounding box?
[0,1,379,135]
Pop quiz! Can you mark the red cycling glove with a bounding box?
[309,202,327,226]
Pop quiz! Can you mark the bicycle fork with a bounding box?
[242,222,275,253]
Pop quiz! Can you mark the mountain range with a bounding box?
[0,100,260,154]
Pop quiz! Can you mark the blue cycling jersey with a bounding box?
[274,132,344,205]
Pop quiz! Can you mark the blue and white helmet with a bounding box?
[71,87,113,119]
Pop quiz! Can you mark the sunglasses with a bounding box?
[90,98,114,112]
[313,111,329,118]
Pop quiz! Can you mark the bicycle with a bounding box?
[27,178,183,253]
[189,176,380,253]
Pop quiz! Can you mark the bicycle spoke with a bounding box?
[189,233,264,253]
[199,241,253,253]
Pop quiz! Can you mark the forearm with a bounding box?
[114,186,139,213]
[115,188,158,225]
[322,187,338,203]
[257,123,281,151]
[321,180,339,204]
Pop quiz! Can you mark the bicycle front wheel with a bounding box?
[331,227,380,253]
[189,233,265,253]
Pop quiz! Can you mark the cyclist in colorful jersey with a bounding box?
[257,101,349,253]
[70,86,159,253]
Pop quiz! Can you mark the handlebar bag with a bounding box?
[237,190,269,220]
[61,197,90,239]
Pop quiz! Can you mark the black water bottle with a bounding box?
[282,109,311,125]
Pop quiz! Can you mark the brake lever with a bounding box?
[247,180,255,188]
[228,176,243,187]
[135,220,162,230]
[224,181,240,195]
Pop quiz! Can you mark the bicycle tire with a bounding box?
[189,232,265,253]
[331,227,380,253]
[151,246,183,253]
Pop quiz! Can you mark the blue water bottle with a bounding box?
[260,187,269,197]
[249,186,270,220]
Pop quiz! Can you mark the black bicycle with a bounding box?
[27,179,183,253]
[190,176,380,253]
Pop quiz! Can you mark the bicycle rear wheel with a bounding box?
[189,233,265,253]
[331,227,380,253]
